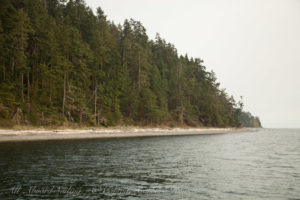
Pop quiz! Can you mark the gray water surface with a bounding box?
[0,129,299,199]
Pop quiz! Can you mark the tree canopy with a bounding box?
[0,0,261,128]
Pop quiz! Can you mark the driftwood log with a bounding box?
[12,108,23,125]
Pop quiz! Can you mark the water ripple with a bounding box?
[0,129,299,199]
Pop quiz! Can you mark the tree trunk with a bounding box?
[32,60,35,94]
[62,72,66,117]
[21,72,24,103]
[12,108,22,125]
[79,110,82,125]
[36,64,39,91]
[27,71,30,101]
[177,62,180,106]
[180,99,184,125]
[122,48,125,72]
[11,61,15,73]
[97,109,100,125]
[43,0,47,9]
[138,51,141,90]
[49,65,52,103]
[177,61,184,125]
[2,64,5,81]
[94,87,97,125]
[27,102,31,116]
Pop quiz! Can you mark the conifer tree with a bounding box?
[0,0,261,128]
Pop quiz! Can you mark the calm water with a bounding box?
[0,129,299,199]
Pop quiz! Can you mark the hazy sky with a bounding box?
[85,0,300,128]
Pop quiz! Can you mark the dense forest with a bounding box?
[0,0,261,128]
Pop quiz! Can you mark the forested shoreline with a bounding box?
[0,0,261,128]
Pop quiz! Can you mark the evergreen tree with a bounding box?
[0,0,261,128]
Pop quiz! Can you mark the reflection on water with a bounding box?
[0,129,299,199]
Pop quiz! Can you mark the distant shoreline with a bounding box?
[0,127,255,143]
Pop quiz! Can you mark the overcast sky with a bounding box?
[85,0,300,128]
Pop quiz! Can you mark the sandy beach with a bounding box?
[0,127,252,143]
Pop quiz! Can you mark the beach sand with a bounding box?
[0,127,251,142]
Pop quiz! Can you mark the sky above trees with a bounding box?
[85,0,300,128]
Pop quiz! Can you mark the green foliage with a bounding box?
[0,0,261,127]
[239,112,262,128]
